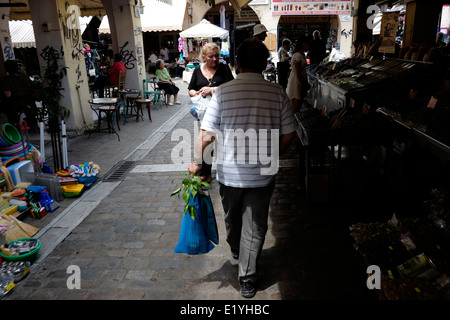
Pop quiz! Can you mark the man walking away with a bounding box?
[188,39,296,298]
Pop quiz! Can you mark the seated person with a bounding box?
[174,55,185,78]
[90,53,126,98]
[146,51,158,74]
[155,59,180,105]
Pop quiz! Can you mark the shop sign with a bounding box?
[279,15,330,23]
[249,0,269,4]
[379,11,399,54]
[235,9,259,22]
[272,0,351,16]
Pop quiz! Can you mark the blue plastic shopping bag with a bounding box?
[199,190,219,245]
[174,189,218,255]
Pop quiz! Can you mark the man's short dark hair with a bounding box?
[237,39,269,73]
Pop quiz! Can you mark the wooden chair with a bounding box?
[135,99,152,122]
[104,69,127,97]
[117,70,127,90]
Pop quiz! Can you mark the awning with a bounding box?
[97,0,186,33]
[179,19,229,38]
[141,0,186,32]
[8,0,106,21]
[229,0,253,14]
[8,19,34,48]
[9,16,99,48]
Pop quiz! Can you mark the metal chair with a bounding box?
[143,79,163,110]
[153,76,167,107]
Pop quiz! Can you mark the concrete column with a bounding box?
[29,0,94,135]
[0,8,16,77]
[102,0,146,92]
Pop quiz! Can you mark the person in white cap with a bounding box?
[253,24,268,42]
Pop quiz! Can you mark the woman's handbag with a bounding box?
[189,95,211,121]
[174,188,218,255]
[88,62,96,77]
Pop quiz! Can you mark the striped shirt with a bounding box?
[201,73,296,188]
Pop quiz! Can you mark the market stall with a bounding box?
[0,122,103,298]
[296,54,450,299]
[179,19,229,83]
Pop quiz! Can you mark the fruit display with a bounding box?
[350,189,450,299]
[380,276,448,300]
[350,221,410,270]
[307,57,420,93]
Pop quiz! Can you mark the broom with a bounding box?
[0,213,39,243]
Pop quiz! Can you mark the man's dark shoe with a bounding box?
[231,250,239,259]
[239,277,257,298]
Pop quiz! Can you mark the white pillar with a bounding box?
[102,0,146,92]
[29,0,94,134]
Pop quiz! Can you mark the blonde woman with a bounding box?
[188,43,234,98]
[188,42,234,182]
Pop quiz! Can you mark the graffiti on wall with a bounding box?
[3,42,14,60]
[119,41,137,70]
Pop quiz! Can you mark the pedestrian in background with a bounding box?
[286,36,311,113]
[307,30,326,65]
[277,38,291,89]
[253,24,268,43]
[188,39,296,298]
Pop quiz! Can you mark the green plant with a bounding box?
[170,172,211,220]
[40,45,69,118]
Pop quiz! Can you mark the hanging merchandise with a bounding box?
[219,5,226,29]
[178,37,183,52]
[220,39,229,56]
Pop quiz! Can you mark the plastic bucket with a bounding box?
[0,124,21,145]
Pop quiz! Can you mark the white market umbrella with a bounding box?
[180,19,229,38]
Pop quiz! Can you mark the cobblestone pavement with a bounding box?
[3,77,382,307]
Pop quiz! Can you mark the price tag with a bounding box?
[362,103,370,114]
[349,98,355,109]
[427,96,437,109]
